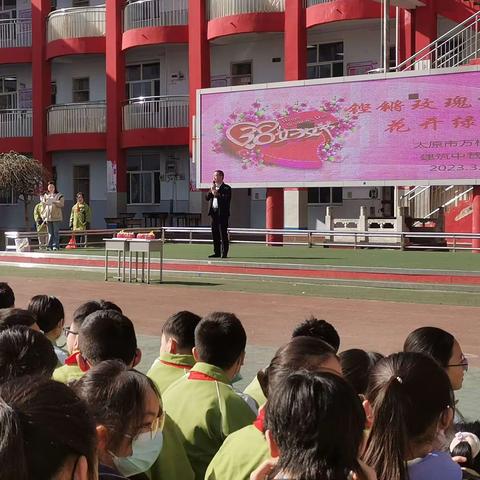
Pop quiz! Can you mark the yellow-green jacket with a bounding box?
[33,202,47,232]
[147,352,195,395]
[70,202,92,230]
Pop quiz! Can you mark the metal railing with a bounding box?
[47,5,106,42]
[5,227,480,252]
[0,18,32,48]
[393,10,480,71]
[123,0,188,31]
[306,0,335,6]
[208,0,285,20]
[0,109,32,137]
[123,96,189,130]
[47,102,106,135]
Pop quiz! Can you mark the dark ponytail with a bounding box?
[0,399,27,480]
[0,376,97,480]
[364,352,454,480]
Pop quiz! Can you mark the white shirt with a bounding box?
[212,182,223,210]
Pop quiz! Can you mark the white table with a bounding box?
[128,239,164,284]
[104,238,130,282]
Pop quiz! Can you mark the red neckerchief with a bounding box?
[65,351,80,366]
[253,408,265,432]
[160,359,193,370]
[188,371,216,381]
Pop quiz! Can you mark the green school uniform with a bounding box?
[148,413,194,480]
[162,362,256,480]
[243,374,267,407]
[52,364,84,384]
[33,202,47,232]
[147,352,195,394]
[205,414,270,480]
[70,202,92,230]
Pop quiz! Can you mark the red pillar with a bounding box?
[398,8,414,64]
[266,0,307,244]
[188,0,210,155]
[414,1,437,55]
[472,186,480,253]
[105,0,126,216]
[31,0,51,176]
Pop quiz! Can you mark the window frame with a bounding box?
[307,41,344,80]
[308,187,343,205]
[72,77,90,103]
[73,165,90,203]
[126,62,161,100]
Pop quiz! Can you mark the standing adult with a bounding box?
[70,192,92,247]
[42,181,64,251]
[206,170,231,258]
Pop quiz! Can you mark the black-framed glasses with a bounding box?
[63,327,78,337]
[448,355,469,372]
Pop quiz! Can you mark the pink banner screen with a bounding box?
[197,70,480,188]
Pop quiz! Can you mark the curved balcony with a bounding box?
[207,0,285,40]
[0,109,33,152]
[47,102,106,151]
[123,0,188,50]
[122,95,189,148]
[306,0,383,28]
[46,6,106,59]
[0,19,32,64]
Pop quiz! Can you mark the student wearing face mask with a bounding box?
[72,360,165,479]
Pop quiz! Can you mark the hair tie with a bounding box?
[395,376,403,384]
[450,432,480,459]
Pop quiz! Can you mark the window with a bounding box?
[0,75,17,111]
[72,0,89,7]
[231,61,252,86]
[72,77,89,103]
[127,153,161,204]
[0,0,16,16]
[307,42,344,79]
[0,187,16,205]
[126,62,160,100]
[308,187,343,204]
[73,165,90,202]
[51,81,57,105]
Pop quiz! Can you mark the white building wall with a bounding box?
[52,151,107,229]
[52,55,106,104]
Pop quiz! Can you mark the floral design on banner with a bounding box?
[211,98,357,170]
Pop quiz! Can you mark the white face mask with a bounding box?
[111,431,164,477]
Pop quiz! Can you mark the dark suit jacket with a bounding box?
[206,183,232,219]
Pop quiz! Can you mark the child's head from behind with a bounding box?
[265,370,366,480]
[160,310,201,355]
[27,295,65,340]
[364,352,454,480]
[0,326,58,382]
[258,336,341,399]
[78,309,139,369]
[291,316,340,352]
[194,312,246,379]
[0,308,39,332]
[0,282,15,309]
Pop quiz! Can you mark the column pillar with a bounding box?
[31,0,51,176]
[105,0,126,216]
[398,8,414,64]
[414,1,437,57]
[267,0,307,243]
[472,186,480,253]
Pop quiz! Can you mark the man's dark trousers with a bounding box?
[211,211,229,257]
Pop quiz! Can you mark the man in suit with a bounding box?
[206,170,232,258]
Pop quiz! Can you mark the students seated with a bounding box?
[251,370,370,480]
[28,294,67,365]
[363,352,462,480]
[0,325,57,382]
[244,316,340,407]
[0,376,97,480]
[0,308,40,332]
[0,282,15,309]
[162,311,256,480]
[205,336,341,480]
[53,300,123,384]
[339,348,384,396]
[147,310,201,393]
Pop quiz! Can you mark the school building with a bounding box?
[0,0,479,231]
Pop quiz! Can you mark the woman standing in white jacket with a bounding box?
[42,181,64,250]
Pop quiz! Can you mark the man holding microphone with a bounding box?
[206,170,232,258]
